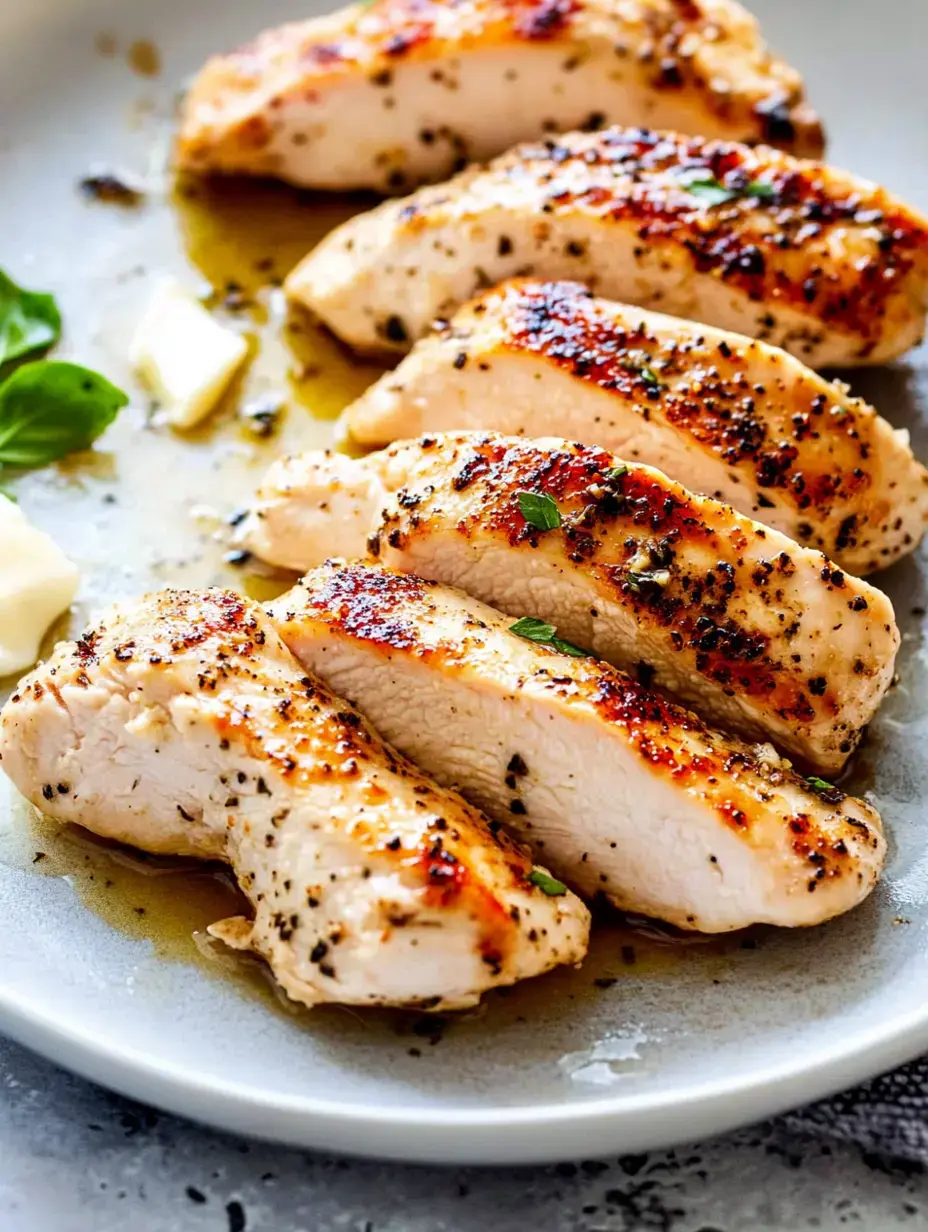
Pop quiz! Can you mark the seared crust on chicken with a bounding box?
[241,433,899,773]
[345,279,928,573]
[270,561,885,932]
[287,126,928,367]
[0,590,589,1010]
[176,0,823,193]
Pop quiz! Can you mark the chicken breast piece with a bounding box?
[176,0,824,194]
[240,433,899,773]
[0,589,588,1011]
[269,561,885,932]
[344,279,928,574]
[287,126,928,367]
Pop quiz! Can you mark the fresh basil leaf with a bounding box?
[518,490,561,531]
[0,270,61,366]
[528,868,568,896]
[509,616,586,658]
[510,616,558,643]
[0,361,128,469]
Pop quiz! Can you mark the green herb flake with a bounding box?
[517,490,562,532]
[679,172,776,208]
[551,637,587,657]
[626,569,672,592]
[528,868,568,896]
[743,180,776,201]
[0,361,128,470]
[0,269,62,367]
[509,616,586,658]
[509,616,558,643]
[604,464,628,482]
[679,175,738,207]
[806,776,838,794]
[622,350,663,388]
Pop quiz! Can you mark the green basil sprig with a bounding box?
[0,270,61,366]
[0,269,127,472]
[0,362,128,469]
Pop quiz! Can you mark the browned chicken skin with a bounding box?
[288,126,928,366]
[0,590,589,1010]
[177,0,824,193]
[241,432,900,773]
[345,279,928,573]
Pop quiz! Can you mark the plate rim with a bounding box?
[2,977,925,1164]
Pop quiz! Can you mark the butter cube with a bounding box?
[130,280,249,428]
[0,497,79,677]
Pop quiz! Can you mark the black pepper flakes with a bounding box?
[226,1200,247,1232]
[380,315,409,345]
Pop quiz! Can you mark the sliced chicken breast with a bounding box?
[287,125,928,367]
[176,0,824,194]
[0,589,588,1011]
[269,561,885,932]
[240,432,899,773]
[344,279,928,574]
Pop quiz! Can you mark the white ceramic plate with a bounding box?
[3,0,928,1167]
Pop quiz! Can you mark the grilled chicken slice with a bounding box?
[269,561,885,932]
[240,433,899,773]
[0,589,588,1011]
[344,279,928,574]
[176,0,824,194]
[287,126,928,367]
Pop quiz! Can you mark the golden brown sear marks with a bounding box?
[432,129,928,351]
[215,0,820,153]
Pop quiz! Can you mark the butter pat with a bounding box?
[130,280,249,428]
[0,497,79,677]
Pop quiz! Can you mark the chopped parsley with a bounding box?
[528,868,568,896]
[517,490,562,531]
[509,616,586,657]
[603,464,628,482]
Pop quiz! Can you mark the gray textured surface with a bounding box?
[2,1036,928,1232]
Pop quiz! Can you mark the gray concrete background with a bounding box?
[2,1036,927,1232]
